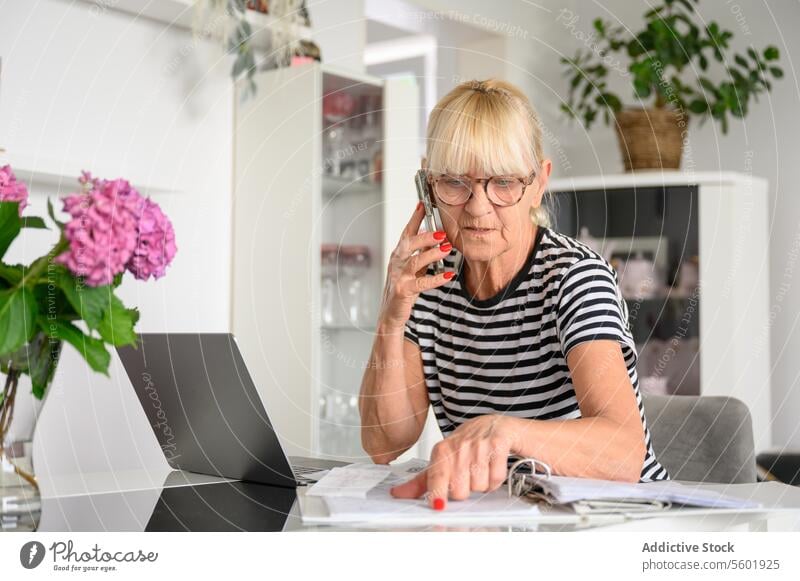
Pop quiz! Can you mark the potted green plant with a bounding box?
[560,0,783,170]
[0,166,176,517]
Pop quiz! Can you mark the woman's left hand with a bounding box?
[389,415,517,510]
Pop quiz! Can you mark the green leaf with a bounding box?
[688,99,708,114]
[597,92,622,112]
[46,319,110,375]
[734,54,749,69]
[56,269,114,330]
[22,332,62,399]
[0,287,37,356]
[21,216,48,229]
[698,77,718,95]
[633,78,651,99]
[764,46,779,61]
[232,53,249,78]
[644,6,665,18]
[97,294,139,347]
[628,42,645,58]
[582,107,597,128]
[593,18,605,36]
[770,66,784,79]
[0,263,23,286]
[0,202,22,260]
[47,198,66,229]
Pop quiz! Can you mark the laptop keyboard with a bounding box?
[292,464,324,485]
[292,465,320,475]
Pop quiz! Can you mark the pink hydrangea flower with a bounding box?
[56,178,144,287]
[56,173,177,287]
[0,164,29,215]
[78,170,99,191]
[126,198,177,281]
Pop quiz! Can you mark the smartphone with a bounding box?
[414,169,446,275]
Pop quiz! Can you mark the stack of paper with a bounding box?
[300,460,762,526]
[534,476,761,509]
[302,459,541,525]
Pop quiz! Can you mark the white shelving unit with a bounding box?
[548,171,772,453]
[231,62,419,460]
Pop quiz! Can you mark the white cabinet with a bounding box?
[548,172,771,453]
[232,62,419,460]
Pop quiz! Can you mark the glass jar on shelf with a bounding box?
[322,91,356,124]
[320,244,340,326]
[322,91,356,178]
[320,389,358,457]
[360,95,382,183]
[323,124,344,177]
[339,245,372,326]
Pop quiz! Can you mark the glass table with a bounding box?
[14,470,800,533]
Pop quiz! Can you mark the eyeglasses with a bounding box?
[428,171,537,207]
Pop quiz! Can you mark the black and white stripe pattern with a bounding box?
[404,226,670,482]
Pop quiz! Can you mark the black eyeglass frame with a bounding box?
[426,170,538,207]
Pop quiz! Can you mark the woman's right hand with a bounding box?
[378,202,455,331]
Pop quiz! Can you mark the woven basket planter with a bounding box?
[614,108,685,171]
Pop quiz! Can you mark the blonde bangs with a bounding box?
[426,81,541,178]
[425,78,551,227]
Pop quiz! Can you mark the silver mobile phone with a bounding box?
[414,169,446,275]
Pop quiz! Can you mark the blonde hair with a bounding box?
[426,79,550,227]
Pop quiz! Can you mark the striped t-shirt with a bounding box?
[404,226,670,482]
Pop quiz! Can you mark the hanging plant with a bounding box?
[193,0,312,100]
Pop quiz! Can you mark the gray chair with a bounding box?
[642,394,756,483]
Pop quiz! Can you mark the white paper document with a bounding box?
[302,459,541,525]
[536,476,761,509]
[306,464,392,499]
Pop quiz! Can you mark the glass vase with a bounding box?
[0,332,61,531]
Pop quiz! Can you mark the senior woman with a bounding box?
[359,78,669,510]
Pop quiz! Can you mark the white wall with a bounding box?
[309,0,366,73]
[1,0,233,491]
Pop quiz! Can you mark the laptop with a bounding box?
[117,333,348,488]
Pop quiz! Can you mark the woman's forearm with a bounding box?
[359,324,424,463]
[502,415,646,482]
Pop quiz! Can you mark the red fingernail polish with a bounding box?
[433,231,446,241]
[443,271,455,280]
[440,243,452,253]
[416,201,423,211]
[433,497,445,511]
